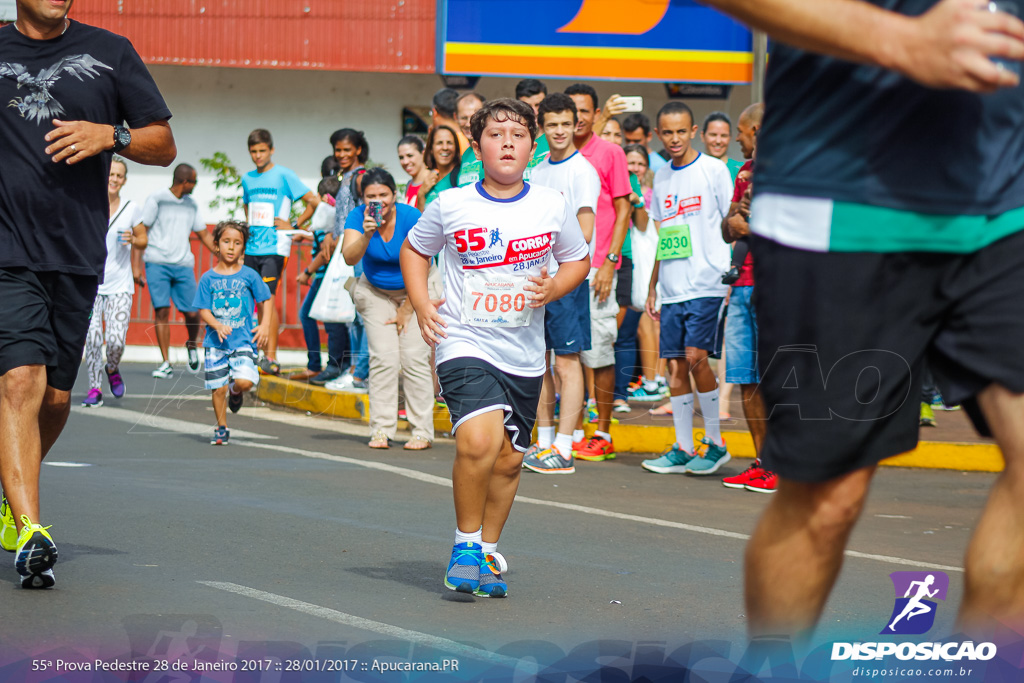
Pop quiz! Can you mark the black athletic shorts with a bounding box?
[436,357,544,453]
[0,268,98,392]
[751,231,1024,482]
[246,254,286,294]
[615,254,634,309]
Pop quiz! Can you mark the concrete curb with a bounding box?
[255,374,1004,473]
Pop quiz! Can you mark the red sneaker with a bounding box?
[573,435,616,462]
[745,469,778,493]
[722,460,765,489]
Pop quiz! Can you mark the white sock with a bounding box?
[671,393,695,453]
[698,389,722,444]
[643,379,660,391]
[537,425,556,449]
[229,381,240,395]
[572,429,584,443]
[594,430,612,442]
[654,374,667,385]
[454,527,482,546]
[554,432,574,455]
[481,541,497,555]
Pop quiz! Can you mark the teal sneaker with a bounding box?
[641,444,696,474]
[475,553,507,598]
[685,437,732,475]
[0,496,16,553]
[444,542,483,594]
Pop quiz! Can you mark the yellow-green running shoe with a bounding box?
[15,515,57,589]
[920,402,937,427]
[0,497,16,552]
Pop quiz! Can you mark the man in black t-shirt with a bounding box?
[0,0,175,589]
[704,0,1024,641]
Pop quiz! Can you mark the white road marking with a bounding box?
[43,462,93,468]
[82,406,964,572]
[69,405,277,440]
[876,514,912,519]
[198,581,524,669]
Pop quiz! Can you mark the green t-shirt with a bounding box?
[425,171,456,206]
[457,134,550,188]
[726,158,743,182]
[622,172,644,260]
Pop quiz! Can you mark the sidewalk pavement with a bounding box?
[255,372,1004,474]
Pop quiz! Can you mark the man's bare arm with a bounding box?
[704,0,1024,91]
[46,119,176,167]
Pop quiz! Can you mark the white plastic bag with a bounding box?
[630,217,660,312]
[309,237,356,323]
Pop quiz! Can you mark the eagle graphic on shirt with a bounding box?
[0,55,112,124]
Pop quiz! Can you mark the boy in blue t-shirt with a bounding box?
[241,128,318,374]
[193,221,273,445]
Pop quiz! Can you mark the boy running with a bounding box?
[641,102,734,476]
[193,221,272,445]
[401,99,590,597]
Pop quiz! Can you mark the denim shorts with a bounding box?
[725,286,759,384]
[146,262,198,312]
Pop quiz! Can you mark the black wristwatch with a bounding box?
[112,125,131,153]
[606,253,620,263]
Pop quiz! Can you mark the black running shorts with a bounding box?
[751,230,1024,482]
[436,357,544,453]
[246,254,286,295]
[0,268,98,392]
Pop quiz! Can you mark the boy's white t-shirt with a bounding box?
[651,152,733,303]
[407,182,590,377]
[529,151,600,275]
[98,199,142,296]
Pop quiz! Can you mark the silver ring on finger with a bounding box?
[70,144,78,153]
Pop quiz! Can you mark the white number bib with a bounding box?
[249,201,276,228]
[462,273,533,328]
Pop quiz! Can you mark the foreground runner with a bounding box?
[705,0,1024,637]
[402,98,590,597]
[0,0,175,588]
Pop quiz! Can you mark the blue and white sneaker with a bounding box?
[685,437,732,475]
[641,444,696,474]
[211,426,229,446]
[628,383,663,402]
[444,542,483,594]
[476,553,507,598]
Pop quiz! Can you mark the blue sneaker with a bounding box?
[211,426,229,446]
[685,437,732,475]
[628,383,663,402]
[444,542,483,594]
[641,444,696,474]
[476,553,507,598]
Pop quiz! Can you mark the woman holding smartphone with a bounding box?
[342,168,441,450]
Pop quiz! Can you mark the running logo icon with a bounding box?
[881,571,949,635]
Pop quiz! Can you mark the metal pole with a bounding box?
[752,30,768,104]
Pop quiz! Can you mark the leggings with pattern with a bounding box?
[85,292,133,390]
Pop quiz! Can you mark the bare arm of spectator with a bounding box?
[274,191,321,231]
[46,119,176,167]
[705,0,1024,91]
[577,208,595,244]
[592,195,632,304]
[630,195,649,233]
[131,222,147,287]
[197,227,217,256]
[342,212,379,266]
[722,202,749,244]
[592,95,628,137]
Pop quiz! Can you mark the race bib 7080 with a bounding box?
[461,273,533,328]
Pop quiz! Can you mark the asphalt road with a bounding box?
[0,364,997,681]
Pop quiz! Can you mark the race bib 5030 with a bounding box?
[656,223,693,261]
